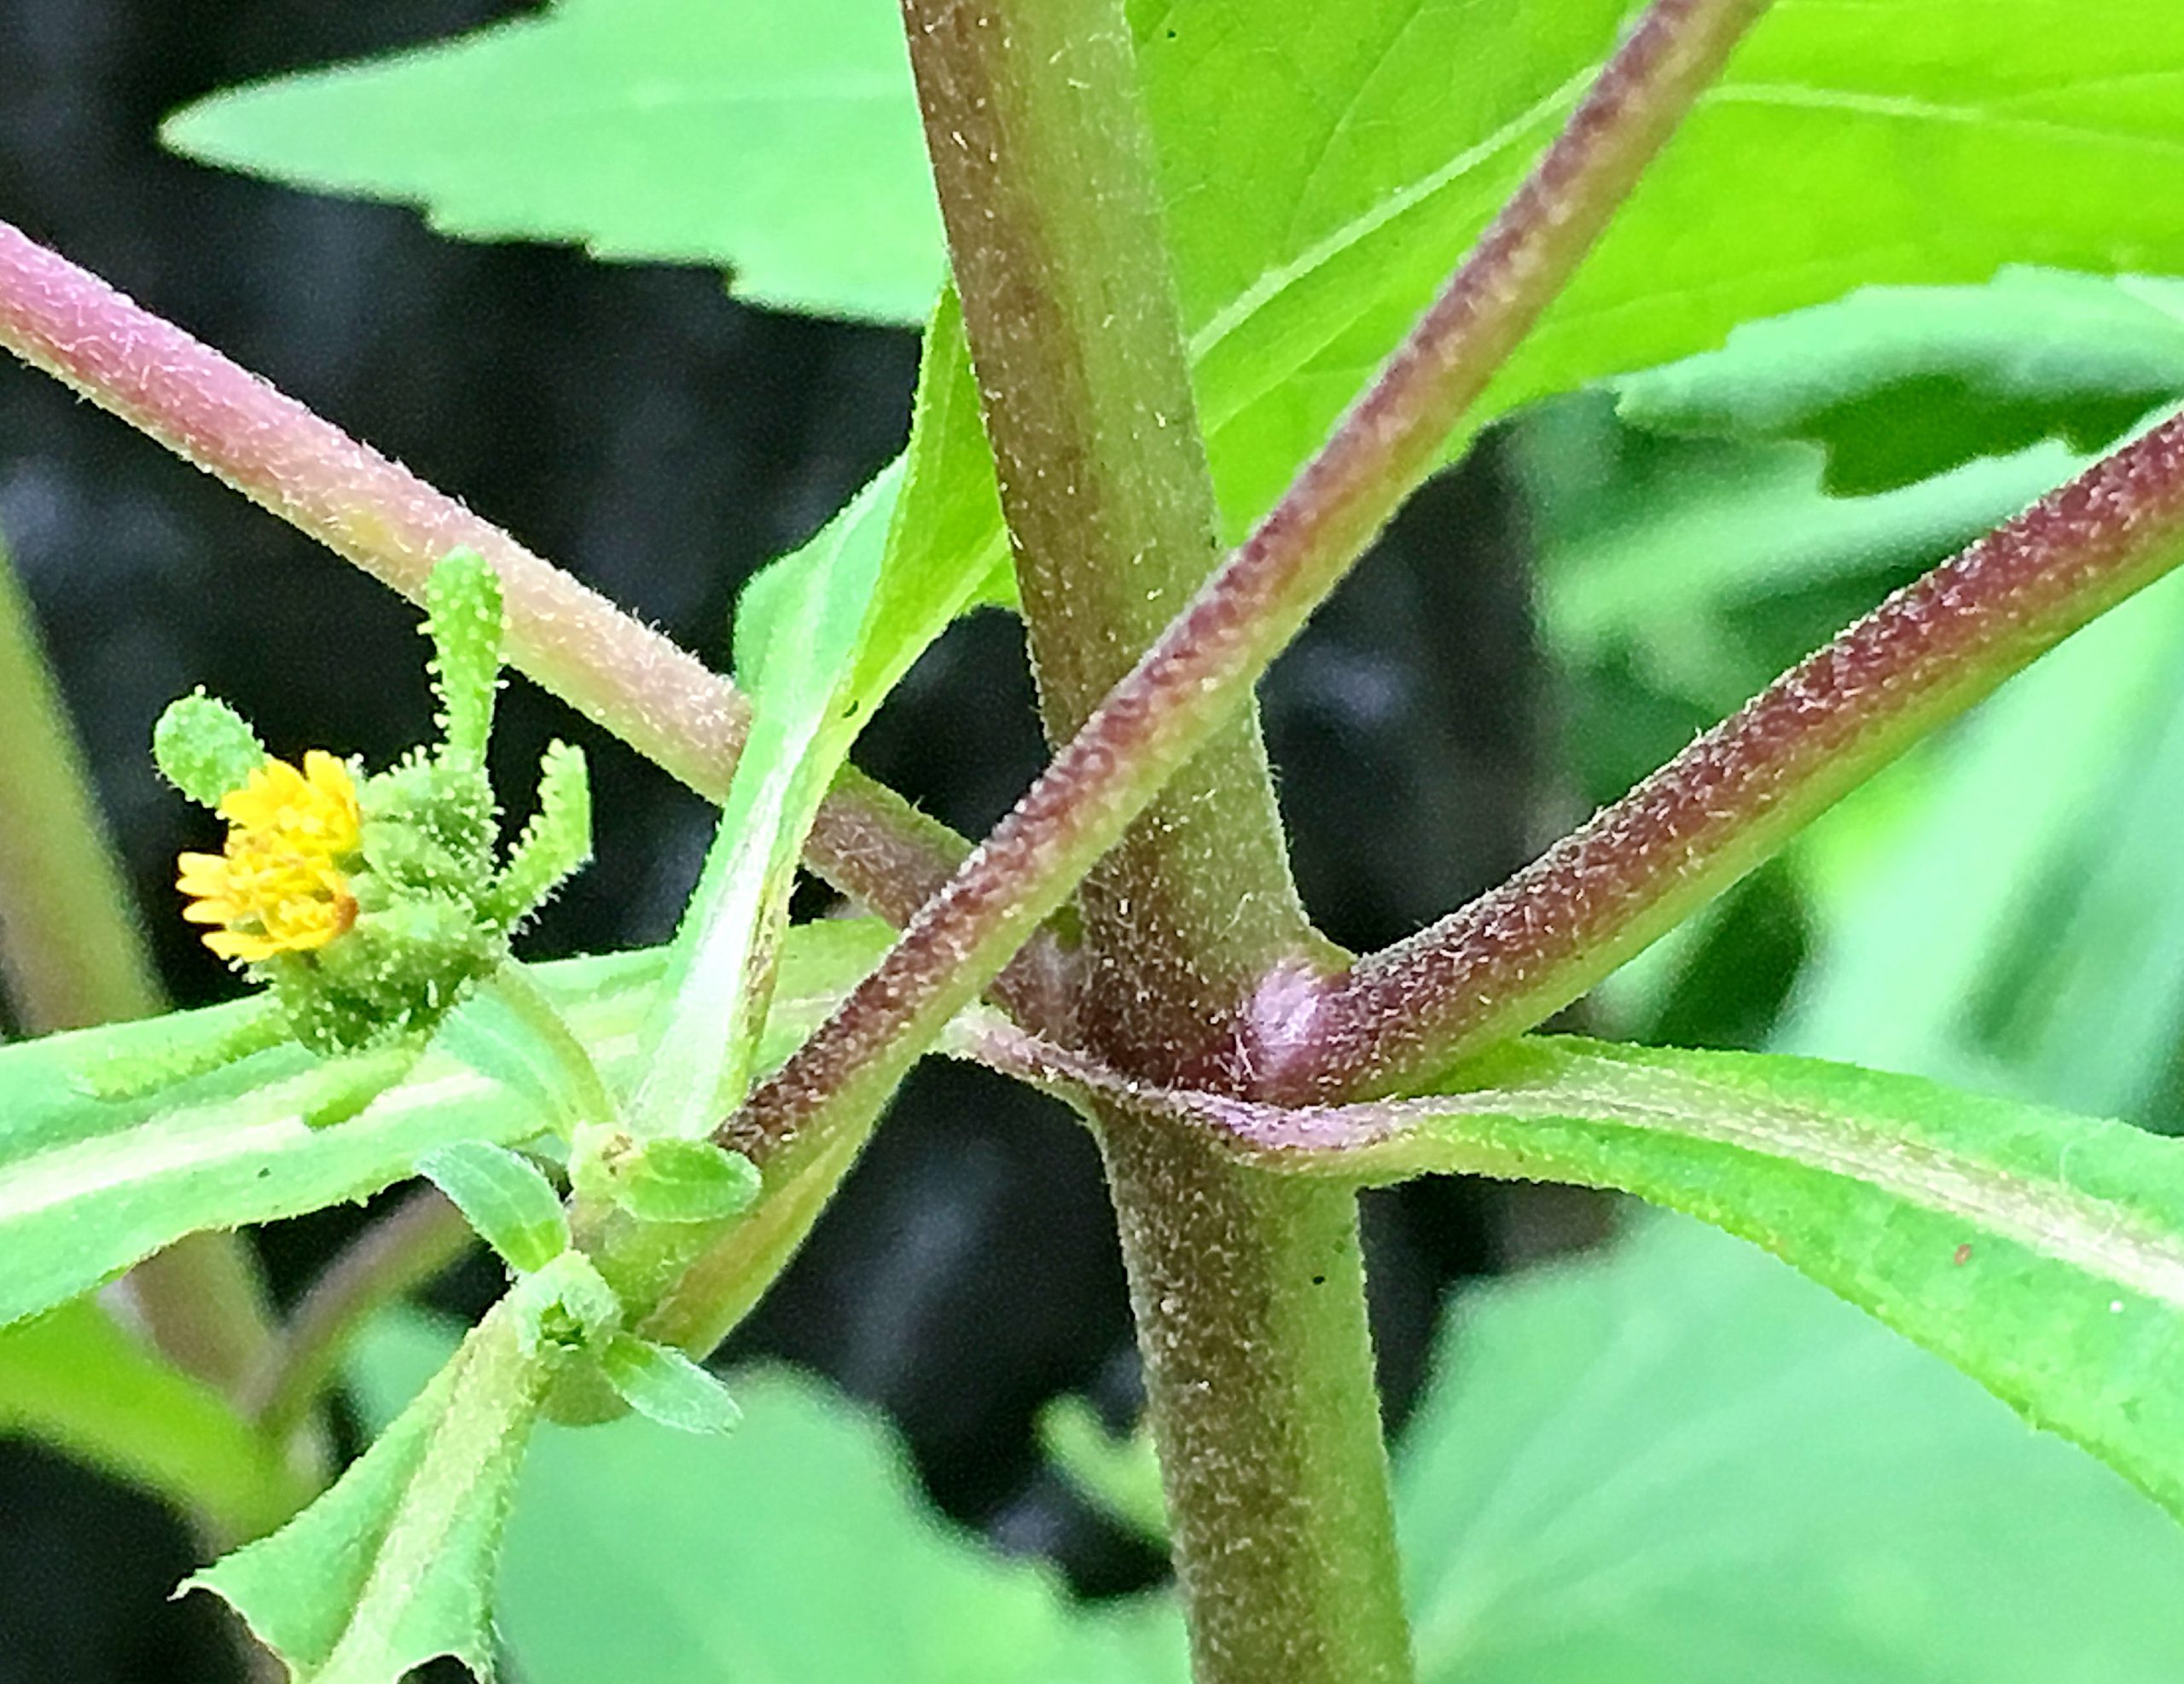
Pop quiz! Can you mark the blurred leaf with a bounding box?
[631,470,892,1139]
[161,0,943,323]
[0,1295,308,1541]
[0,921,891,1330]
[1520,395,2094,787]
[1221,1036,2184,1520]
[1400,1217,2184,1684]
[1037,1393,1169,1547]
[1617,270,2184,495]
[415,1141,569,1275]
[191,1309,549,1683]
[351,1313,1190,1684]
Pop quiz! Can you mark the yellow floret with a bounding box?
[177,751,363,963]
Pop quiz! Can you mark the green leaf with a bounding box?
[597,1333,741,1434]
[433,963,611,1132]
[190,1307,550,1683]
[1616,269,2184,495]
[1399,1217,2184,1683]
[351,1314,1189,1684]
[629,466,893,1138]
[415,1141,569,1275]
[0,1295,309,1541]
[586,1135,763,1226]
[1210,1036,2184,1522]
[169,3,2184,533]
[1141,1,2184,529]
[160,0,944,324]
[0,920,890,1330]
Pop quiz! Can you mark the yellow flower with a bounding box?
[177,751,363,964]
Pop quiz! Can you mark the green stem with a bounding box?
[0,529,278,1397]
[1097,1106,1410,1682]
[899,7,1401,1675]
[905,0,1318,1040]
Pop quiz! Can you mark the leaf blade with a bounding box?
[1228,1037,2184,1519]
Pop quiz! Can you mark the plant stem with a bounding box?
[1287,409,2184,1100]
[0,529,278,1397]
[1098,1105,1409,1682]
[0,535,164,1031]
[901,7,1406,1675]
[241,1186,474,1447]
[0,219,981,949]
[737,0,1767,1170]
[905,0,1317,1043]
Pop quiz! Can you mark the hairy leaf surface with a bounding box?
[1212,1037,2184,1520]
[0,922,892,1329]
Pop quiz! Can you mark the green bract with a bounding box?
[105,552,593,1108]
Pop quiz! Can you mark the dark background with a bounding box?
[0,5,1562,1676]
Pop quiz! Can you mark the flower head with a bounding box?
[177,750,363,964]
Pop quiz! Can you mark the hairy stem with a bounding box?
[0,219,989,949]
[906,0,1318,1045]
[902,7,1401,1675]
[735,0,1768,1158]
[0,529,277,1397]
[1288,410,2184,1100]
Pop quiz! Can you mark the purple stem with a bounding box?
[734,0,1772,1147]
[1279,413,2184,1100]
[0,220,983,946]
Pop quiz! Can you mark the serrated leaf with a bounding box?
[351,1314,1189,1684]
[0,1295,309,1541]
[416,1141,568,1275]
[189,1306,549,1683]
[1214,1036,2184,1523]
[1400,1217,2184,1683]
[0,920,891,1330]
[598,1334,741,1435]
[160,0,943,323]
[1616,269,2184,495]
[166,3,2184,546]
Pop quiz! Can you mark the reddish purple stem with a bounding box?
[0,218,976,940]
[1275,412,2184,1100]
